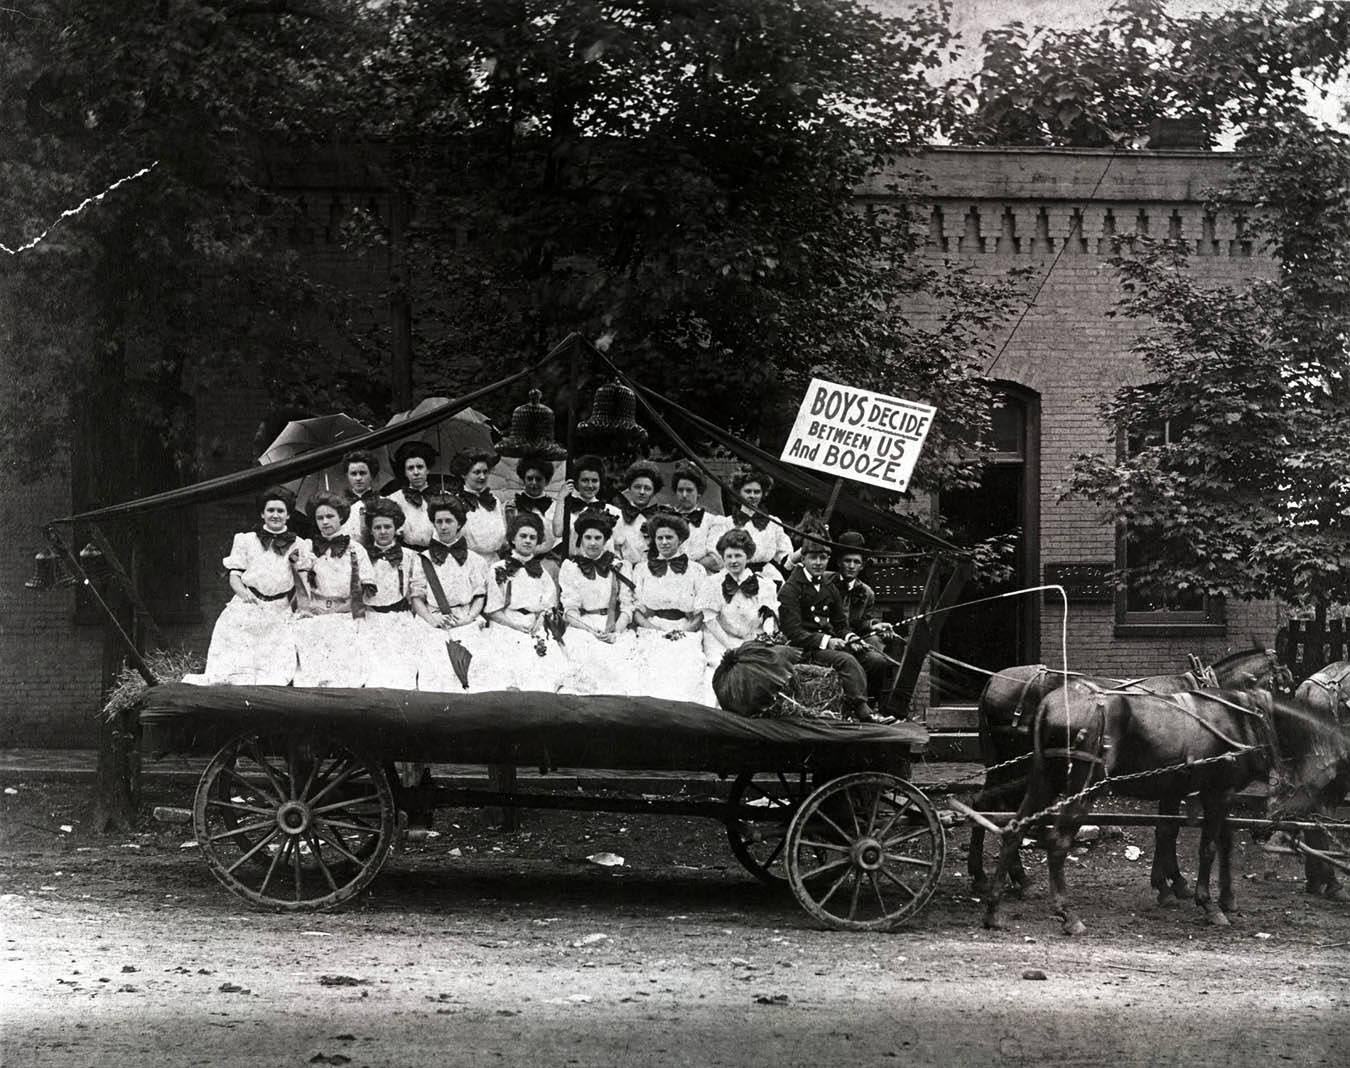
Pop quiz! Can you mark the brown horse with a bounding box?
[1286,661,1350,900]
[981,685,1346,935]
[967,645,1290,894]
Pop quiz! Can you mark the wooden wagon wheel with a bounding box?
[725,770,811,885]
[785,772,945,931]
[192,731,397,911]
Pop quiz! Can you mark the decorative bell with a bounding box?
[495,388,569,459]
[24,548,58,591]
[78,542,110,582]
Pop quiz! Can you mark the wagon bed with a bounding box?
[135,684,945,931]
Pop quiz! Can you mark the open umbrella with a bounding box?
[258,413,375,513]
[382,399,497,488]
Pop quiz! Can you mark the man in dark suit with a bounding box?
[834,531,896,654]
[778,533,896,724]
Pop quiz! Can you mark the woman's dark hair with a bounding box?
[393,440,438,473]
[515,455,555,484]
[715,527,757,558]
[364,497,406,531]
[254,485,296,516]
[571,454,606,484]
[427,496,468,526]
[342,449,382,478]
[671,461,706,495]
[645,510,690,544]
[309,491,351,524]
[573,511,615,540]
[731,468,774,496]
[506,510,545,542]
[456,448,500,474]
[621,460,664,493]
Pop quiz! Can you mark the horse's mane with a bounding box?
[1209,643,1275,671]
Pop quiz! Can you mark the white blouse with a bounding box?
[387,489,436,549]
[626,557,707,616]
[308,542,375,598]
[676,509,731,565]
[558,556,629,615]
[485,557,558,615]
[224,532,309,597]
[611,497,655,564]
[728,511,795,567]
[461,495,509,560]
[417,543,491,609]
[367,546,426,607]
[557,497,623,557]
[699,569,779,639]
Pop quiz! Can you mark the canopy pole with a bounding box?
[820,478,844,526]
[44,525,158,687]
[566,335,580,465]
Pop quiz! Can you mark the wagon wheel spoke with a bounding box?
[223,765,282,808]
[291,835,304,901]
[847,869,864,920]
[878,865,918,900]
[319,818,382,837]
[872,794,913,844]
[208,819,276,844]
[258,836,289,898]
[225,827,282,875]
[310,820,366,866]
[843,786,863,837]
[885,854,935,870]
[882,826,933,850]
[304,831,339,892]
[811,809,856,847]
[817,866,855,909]
[795,838,851,854]
[797,856,852,882]
[869,871,888,917]
[206,798,274,817]
[760,838,786,869]
[863,785,884,838]
[312,794,382,816]
[244,741,291,800]
[305,755,344,799]
[307,759,362,808]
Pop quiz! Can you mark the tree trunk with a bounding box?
[90,588,140,833]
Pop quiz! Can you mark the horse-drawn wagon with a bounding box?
[134,682,947,930]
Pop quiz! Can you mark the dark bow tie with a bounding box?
[425,539,469,567]
[462,488,497,512]
[514,492,551,516]
[647,553,689,578]
[257,529,296,555]
[566,495,607,518]
[499,556,544,582]
[347,489,379,505]
[615,495,653,524]
[402,486,428,508]
[735,508,771,531]
[678,507,706,527]
[369,544,405,567]
[722,573,759,601]
[312,534,351,558]
[573,551,618,580]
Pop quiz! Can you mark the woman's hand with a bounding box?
[664,629,684,642]
[560,478,576,498]
[595,629,616,644]
[238,588,259,605]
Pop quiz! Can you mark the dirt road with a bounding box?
[2,777,1348,1067]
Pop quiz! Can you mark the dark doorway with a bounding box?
[931,389,1039,705]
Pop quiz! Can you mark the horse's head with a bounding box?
[1266,693,1350,819]
[1211,645,1293,695]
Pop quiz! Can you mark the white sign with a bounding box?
[779,377,936,493]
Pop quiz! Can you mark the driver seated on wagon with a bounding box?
[778,528,897,725]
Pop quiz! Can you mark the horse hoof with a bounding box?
[971,878,991,897]
[1063,919,1087,937]
[1325,886,1348,903]
[1206,910,1230,927]
[1157,891,1179,909]
[1171,881,1190,900]
[982,914,1004,931]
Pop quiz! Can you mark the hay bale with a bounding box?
[757,663,845,720]
[102,649,203,720]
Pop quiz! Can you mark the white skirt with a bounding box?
[631,626,711,704]
[471,619,568,693]
[556,624,643,697]
[293,612,367,688]
[361,609,423,690]
[191,596,297,686]
[414,618,489,694]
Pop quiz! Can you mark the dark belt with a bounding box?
[579,608,608,616]
[651,608,687,621]
[247,586,290,602]
[368,599,410,614]
[308,597,351,614]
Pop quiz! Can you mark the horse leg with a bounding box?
[1048,803,1089,936]
[1217,808,1236,918]
[983,782,1045,931]
[1152,797,1187,905]
[968,821,989,895]
[1195,798,1229,927]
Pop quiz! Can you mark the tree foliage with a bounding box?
[1069,120,1350,606]
[953,0,1350,147]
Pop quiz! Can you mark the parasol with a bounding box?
[258,413,375,512]
[383,399,497,482]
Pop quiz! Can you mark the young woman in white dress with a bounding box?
[555,512,637,695]
[553,453,622,558]
[410,497,492,692]
[727,469,795,586]
[359,497,430,690]
[339,449,384,547]
[625,512,709,704]
[610,461,663,564]
[192,486,308,686]
[698,527,780,669]
[670,461,728,572]
[387,441,438,549]
[292,491,375,687]
[476,512,566,691]
[456,448,508,563]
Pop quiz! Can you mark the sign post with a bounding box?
[779,377,937,495]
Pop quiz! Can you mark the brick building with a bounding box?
[0,145,1279,746]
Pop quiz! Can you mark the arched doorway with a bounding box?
[930,385,1040,706]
